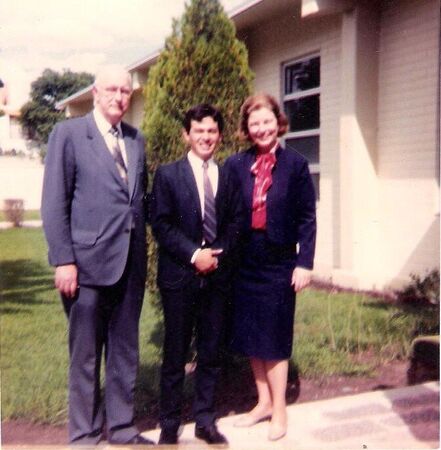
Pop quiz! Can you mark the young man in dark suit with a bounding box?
[150,104,244,445]
[41,65,152,446]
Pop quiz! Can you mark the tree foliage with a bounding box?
[142,0,254,174]
[20,69,93,149]
[142,0,254,292]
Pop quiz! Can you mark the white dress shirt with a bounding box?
[187,150,218,216]
[93,109,128,167]
[187,150,219,263]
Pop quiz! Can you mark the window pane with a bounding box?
[285,95,319,132]
[284,56,320,95]
[285,136,319,165]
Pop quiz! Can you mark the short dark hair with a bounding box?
[183,104,224,133]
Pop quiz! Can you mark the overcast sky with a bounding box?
[0,0,247,108]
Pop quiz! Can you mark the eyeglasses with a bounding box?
[102,86,132,98]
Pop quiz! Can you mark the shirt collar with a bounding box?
[187,150,215,168]
[93,109,122,137]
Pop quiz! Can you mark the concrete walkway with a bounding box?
[2,382,439,449]
[0,220,42,229]
[139,381,439,450]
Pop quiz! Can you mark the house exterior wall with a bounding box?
[376,0,439,288]
[0,113,28,154]
[124,90,145,128]
[66,99,93,118]
[334,3,382,289]
[240,0,439,289]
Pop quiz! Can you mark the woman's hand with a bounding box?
[291,267,312,292]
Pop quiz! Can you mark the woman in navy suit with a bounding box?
[225,93,316,441]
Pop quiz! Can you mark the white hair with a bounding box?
[94,64,132,88]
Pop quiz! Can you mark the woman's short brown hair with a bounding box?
[238,93,289,141]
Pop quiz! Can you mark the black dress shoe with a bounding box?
[158,428,178,445]
[195,424,228,445]
[110,434,155,445]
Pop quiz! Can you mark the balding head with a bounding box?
[94,65,131,90]
[93,65,132,125]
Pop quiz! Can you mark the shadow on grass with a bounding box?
[135,344,302,432]
[135,362,162,431]
[0,259,53,313]
[362,300,440,336]
[135,316,163,430]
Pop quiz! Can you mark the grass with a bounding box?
[294,288,438,376]
[0,227,163,425]
[0,209,41,222]
[1,228,438,425]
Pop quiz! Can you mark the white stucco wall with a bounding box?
[0,156,44,210]
[241,0,439,289]
[65,99,93,118]
[377,0,439,288]
[124,90,145,128]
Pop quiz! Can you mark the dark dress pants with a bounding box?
[159,275,227,432]
[62,250,145,445]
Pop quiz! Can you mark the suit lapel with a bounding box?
[215,164,228,213]
[180,157,202,219]
[242,148,256,207]
[122,124,137,200]
[267,146,283,203]
[86,114,129,194]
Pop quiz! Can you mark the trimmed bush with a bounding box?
[3,199,24,227]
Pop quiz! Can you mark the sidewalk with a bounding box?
[141,381,440,449]
[0,220,42,229]
[4,381,438,449]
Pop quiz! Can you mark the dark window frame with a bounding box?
[282,53,320,199]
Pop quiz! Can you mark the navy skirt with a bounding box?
[231,231,296,360]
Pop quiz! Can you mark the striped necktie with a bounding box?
[202,161,217,244]
[109,126,128,184]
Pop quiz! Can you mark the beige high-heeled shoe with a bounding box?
[268,422,287,441]
[233,412,272,428]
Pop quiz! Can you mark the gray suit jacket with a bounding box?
[42,112,147,286]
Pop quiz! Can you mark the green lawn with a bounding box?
[0,228,162,424]
[0,228,438,424]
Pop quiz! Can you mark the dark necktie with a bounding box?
[202,161,217,244]
[109,126,128,184]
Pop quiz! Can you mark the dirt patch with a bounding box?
[2,359,409,445]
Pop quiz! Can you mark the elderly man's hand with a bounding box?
[55,264,78,298]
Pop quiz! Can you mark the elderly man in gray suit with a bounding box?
[41,65,153,446]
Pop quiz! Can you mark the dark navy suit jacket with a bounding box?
[150,156,245,290]
[224,145,316,269]
[41,112,147,286]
